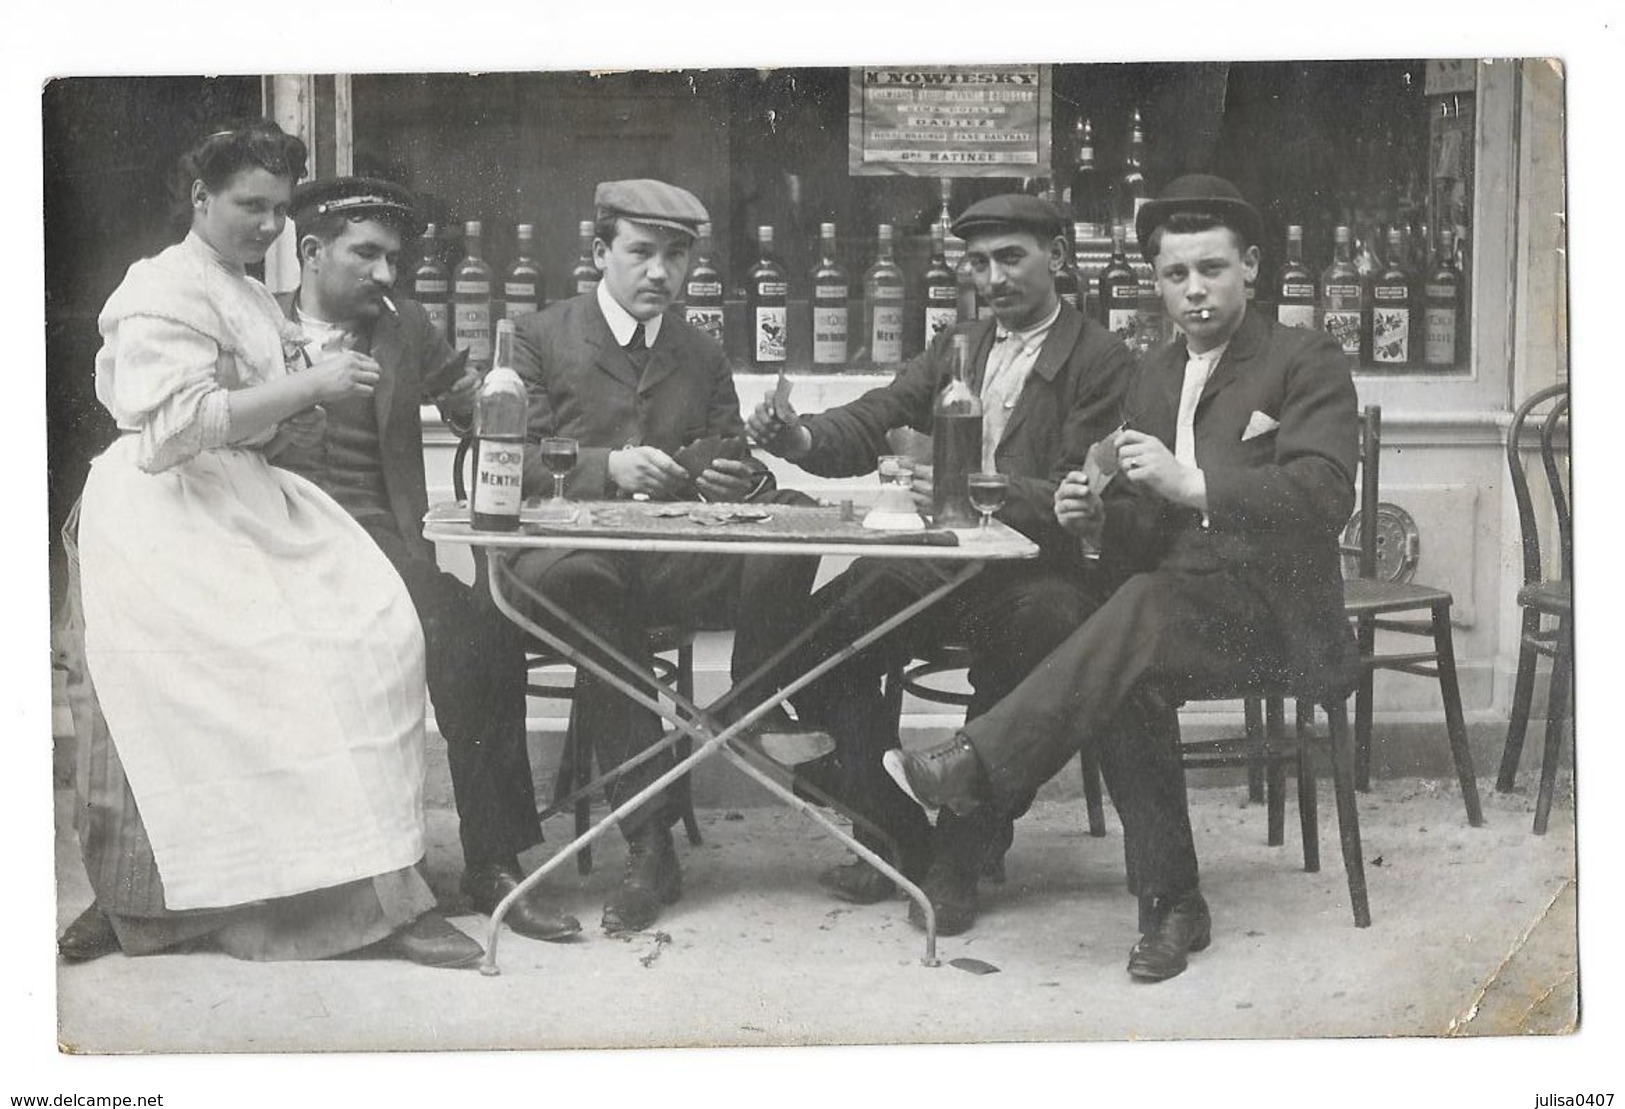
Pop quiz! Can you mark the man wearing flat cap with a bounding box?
[508,178,819,934]
[887,174,1361,980]
[746,192,1134,936]
[276,176,586,946]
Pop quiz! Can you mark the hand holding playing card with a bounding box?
[1082,431,1122,494]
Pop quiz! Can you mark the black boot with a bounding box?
[602,823,681,934]
[1128,889,1211,981]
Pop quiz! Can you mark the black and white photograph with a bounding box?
[6,3,1618,1105]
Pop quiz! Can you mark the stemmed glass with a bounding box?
[966,472,1009,539]
[533,436,579,523]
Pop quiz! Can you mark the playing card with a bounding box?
[772,369,794,422]
[1082,430,1122,492]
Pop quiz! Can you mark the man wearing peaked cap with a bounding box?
[886,174,1363,982]
[746,192,1137,937]
[275,176,585,946]
[507,178,820,935]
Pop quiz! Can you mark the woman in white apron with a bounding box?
[58,118,481,969]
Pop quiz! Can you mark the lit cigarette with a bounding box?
[381,295,398,315]
[1198,308,1213,320]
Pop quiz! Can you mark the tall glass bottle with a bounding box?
[453,220,495,372]
[1422,227,1461,368]
[1276,224,1318,330]
[502,223,543,320]
[935,178,977,323]
[1319,224,1365,360]
[1070,115,1108,239]
[810,222,849,367]
[682,221,725,347]
[1114,107,1150,243]
[746,225,788,369]
[1368,226,1419,367]
[922,224,959,348]
[1098,224,1140,343]
[863,223,906,366]
[411,221,450,341]
[931,332,983,528]
[470,319,527,531]
[569,220,600,297]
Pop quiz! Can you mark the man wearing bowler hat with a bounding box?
[886,175,1361,980]
[276,177,585,947]
[508,179,819,934]
[747,192,1134,937]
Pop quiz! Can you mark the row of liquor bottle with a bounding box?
[414,206,1464,374]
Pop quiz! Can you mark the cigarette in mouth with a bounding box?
[1198,308,1212,320]
[381,295,398,315]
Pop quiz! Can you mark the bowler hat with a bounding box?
[291,176,425,237]
[951,193,1066,243]
[594,179,709,237]
[1135,174,1264,262]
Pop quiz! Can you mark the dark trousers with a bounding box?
[962,567,1281,898]
[509,493,820,839]
[785,558,1105,876]
[362,520,541,868]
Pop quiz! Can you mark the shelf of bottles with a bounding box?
[406,90,1470,377]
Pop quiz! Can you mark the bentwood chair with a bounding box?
[451,436,703,874]
[1495,384,1572,834]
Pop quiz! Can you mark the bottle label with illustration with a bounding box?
[754,306,787,362]
[472,438,524,518]
[455,303,493,365]
[686,306,725,347]
[1371,306,1412,363]
[1277,304,1317,330]
[870,305,904,363]
[1423,306,1458,365]
[813,306,848,364]
[924,306,958,346]
[1321,308,1361,355]
[1107,308,1139,342]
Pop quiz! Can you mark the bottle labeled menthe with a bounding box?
[863,223,906,366]
[470,319,527,531]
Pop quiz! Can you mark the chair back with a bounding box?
[1506,383,1571,587]
[452,434,473,503]
[1338,405,1384,580]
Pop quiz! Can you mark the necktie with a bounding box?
[1174,351,1215,469]
[625,322,650,371]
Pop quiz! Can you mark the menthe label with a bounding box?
[871,306,904,362]
[455,280,489,295]
[473,439,524,516]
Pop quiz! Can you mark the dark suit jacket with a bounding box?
[1104,307,1361,697]
[273,291,464,561]
[511,293,757,500]
[798,301,1133,566]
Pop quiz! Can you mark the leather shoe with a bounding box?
[602,824,681,934]
[1127,890,1212,982]
[461,860,581,942]
[737,706,837,767]
[818,859,897,904]
[58,902,120,962]
[906,860,979,936]
[385,910,484,970]
[883,734,988,817]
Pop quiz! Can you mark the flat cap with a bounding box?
[291,176,425,237]
[594,179,709,236]
[1135,173,1264,261]
[951,193,1065,243]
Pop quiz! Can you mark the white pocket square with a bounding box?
[1242,411,1281,441]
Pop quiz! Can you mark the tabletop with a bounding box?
[424,500,1040,561]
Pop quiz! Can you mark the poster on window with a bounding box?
[847,64,1052,177]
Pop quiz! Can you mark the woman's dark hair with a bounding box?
[168,117,308,232]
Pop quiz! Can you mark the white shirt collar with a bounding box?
[595,280,663,348]
[994,301,1062,351]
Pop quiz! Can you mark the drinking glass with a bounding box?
[533,436,579,523]
[966,472,1009,538]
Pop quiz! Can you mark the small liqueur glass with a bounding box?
[966,471,1009,539]
[532,436,579,523]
